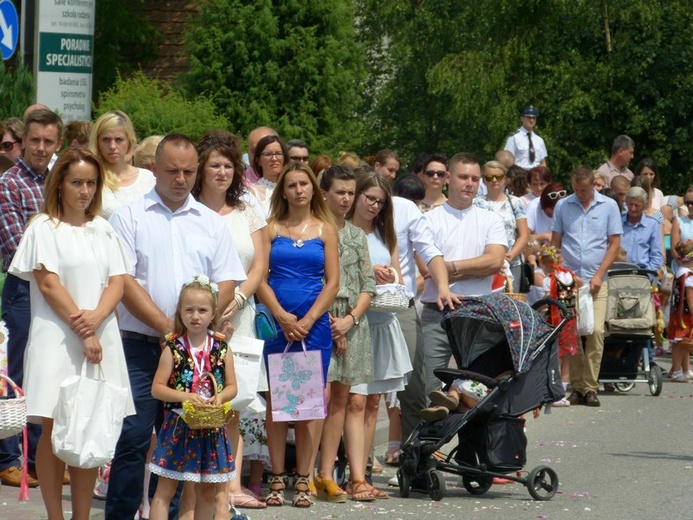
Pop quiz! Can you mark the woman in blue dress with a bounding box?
[256,161,340,508]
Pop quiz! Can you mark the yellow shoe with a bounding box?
[315,473,347,503]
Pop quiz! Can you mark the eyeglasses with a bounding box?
[0,140,18,151]
[547,190,567,200]
[424,170,447,178]
[261,151,284,159]
[289,155,309,162]
[684,200,693,207]
[362,193,386,208]
[484,173,505,182]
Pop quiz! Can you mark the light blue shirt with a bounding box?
[552,191,623,282]
[622,213,664,272]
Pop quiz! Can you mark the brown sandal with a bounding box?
[349,480,376,502]
[265,472,286,507]
[367,482,389,499]
[292,474,312,508]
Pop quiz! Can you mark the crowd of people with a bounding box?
[0,103,686,519]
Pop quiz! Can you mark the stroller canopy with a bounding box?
[442,293,555,374]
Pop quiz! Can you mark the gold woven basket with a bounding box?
[504,276,527,302]
[182,371,233,430]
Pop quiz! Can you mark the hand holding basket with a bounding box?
[0,373,27,440]
[182,371,233,430]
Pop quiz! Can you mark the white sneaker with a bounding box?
[388,474,399,487]
[670,371,688,382]
[686,371,693,380]
[552,397,571,407]
[457,380,489,401]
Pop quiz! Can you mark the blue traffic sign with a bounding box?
[0,0,18,61]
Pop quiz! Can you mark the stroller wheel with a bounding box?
[526,465,558,501]
[397,469,410,498]
[427,470,446,501]
[648,365,663,396]
[462,474,493,495]
[614,381,635,392]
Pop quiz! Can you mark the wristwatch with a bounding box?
[349,312,360,325]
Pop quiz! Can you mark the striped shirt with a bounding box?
[0,158,46,270]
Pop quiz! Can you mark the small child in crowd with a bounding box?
[666,240,693,381]
[149,275,238,520]
[535,245,581,406]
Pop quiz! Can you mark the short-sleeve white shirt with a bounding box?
[109,189,246,336]
[525,197,554,234]
[421,203,508,300]
[504,127,548,170]
[393,196,442,296]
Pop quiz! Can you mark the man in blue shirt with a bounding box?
[552,167,623,407]
[621,187,664,272]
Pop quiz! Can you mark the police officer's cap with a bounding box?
[520,105,539,117]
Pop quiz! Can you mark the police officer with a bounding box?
[504,105,547,170]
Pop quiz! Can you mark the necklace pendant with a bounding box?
[294,239,304,248]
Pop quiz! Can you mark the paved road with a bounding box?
[3,355,692,519]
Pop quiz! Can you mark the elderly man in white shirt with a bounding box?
[420,153,508,396]
[106,134,246,519]
[392,190,459,442]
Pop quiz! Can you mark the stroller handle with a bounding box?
[532,297,573,320]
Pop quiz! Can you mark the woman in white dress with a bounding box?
[250,135,289,213]
[89,110,155,218]
[194,133,269,511]
[9,147,134,520]
[347,172,412,498]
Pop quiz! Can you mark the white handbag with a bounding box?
[369,268,412,313]
[577,285,594,336]
[51,361,129,469]
[229,335,264,411]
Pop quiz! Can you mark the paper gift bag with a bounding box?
[229,334,264,411]
[267,341,326,422]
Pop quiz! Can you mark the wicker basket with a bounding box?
[504,276,527,303]
[0,374,27,440]
[182,371,233,430]
[370,267,410,313]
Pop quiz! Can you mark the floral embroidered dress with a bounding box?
[474,195,526,267]
[327,221,377,386]
[149,333,235,483]
[542,267,579,357]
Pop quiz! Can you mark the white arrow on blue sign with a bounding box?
[0,0,19,61]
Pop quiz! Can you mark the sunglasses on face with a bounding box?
[484,173,505,182]
[0,140,18,151]
[362,193,386,208]
[547,190,567,200]
[424,170,447,178]
[684,200,693,207]
[289,155,309,162]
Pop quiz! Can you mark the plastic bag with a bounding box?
[51,361,129,469]
[577,285,594,336]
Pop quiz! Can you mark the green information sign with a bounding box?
[38,32,93,73]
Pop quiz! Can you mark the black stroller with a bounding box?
[398,293,571,501]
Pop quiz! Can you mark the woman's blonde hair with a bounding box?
[89,110,138,190]
[134,135,163,169]
[43,146,104,220]
[268,162,334,227]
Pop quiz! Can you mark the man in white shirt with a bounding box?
[392,193,459,440]
[504,105,548,170]
[106,134,245,519]
[420,153,508,395]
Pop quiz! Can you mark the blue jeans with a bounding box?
[0,275,41,471]
[105,336,161,519]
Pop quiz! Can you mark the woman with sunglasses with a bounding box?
[0,117,23,163]
[474,160,529,291]
[526,182,567,244]
[251,135,289,212]
[417,154,448,213]
[346,172,411,500]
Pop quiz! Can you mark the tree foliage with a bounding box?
[182,0,366,154]
[93,0,160,99]
[94,71,228,141]
[357,0,693,192]
[0,59,35,119]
